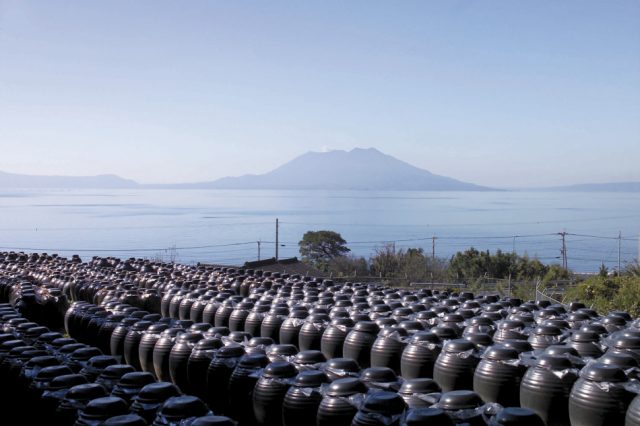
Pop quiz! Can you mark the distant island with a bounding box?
[1,148,638,191]
[173,147,491,191]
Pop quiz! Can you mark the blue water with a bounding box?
[0,189,638,272]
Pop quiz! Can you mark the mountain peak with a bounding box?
[348,147,389,158]
[350,147,382,153]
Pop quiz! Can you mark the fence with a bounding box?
[329,271,578,303]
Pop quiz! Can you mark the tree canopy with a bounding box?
[299,230,350,270]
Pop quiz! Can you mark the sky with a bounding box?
[1,1,639,187]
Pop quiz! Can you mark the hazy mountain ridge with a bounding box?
[540,182,640,192]
[1,148,638,191]
[0,170,138,189]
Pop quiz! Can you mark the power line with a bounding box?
[0,221,277,232]
[3,233,634,255]
[0,241,256,253]
[568,256,622,262]
[280,214,639,228]
[2,228,637,273]
[567,232,636,241]
[276,232,557,246]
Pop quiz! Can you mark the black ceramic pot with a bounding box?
[206,344,246,414]
[253,361,298,426]
[317,378,368,426]
[473,346,525,406]
[520,355,578,426]
[568,362,633,426]
[282,370,329,426]
[433,339,480,392]
[400,331,441,379]
[343,321,380,369]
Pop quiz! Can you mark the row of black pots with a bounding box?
[2,299,548,426]
[5,252,640,425]
[0,303,235,425]
[56,299,640,426]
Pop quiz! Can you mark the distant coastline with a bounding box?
[1,148,638,192]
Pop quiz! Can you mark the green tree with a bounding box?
[541,264,570,283]
[299,230,350,271]
[513,254,547,280]
[447,248,494,282]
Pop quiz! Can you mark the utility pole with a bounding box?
[432,236,437,261]
[275,218,279,261]
[618,231,622,274]
[559,231,567,271]
[509,236,516,298]
[257,240,261,261]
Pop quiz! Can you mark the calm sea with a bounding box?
[1,189,638,273]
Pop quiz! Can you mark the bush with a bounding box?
[327,255,369,278]
[368,244,448,285]
[299,229,573,290]
[565,275,640,316]
[625,261,640,277]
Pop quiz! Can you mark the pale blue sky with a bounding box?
[1,1,638,187]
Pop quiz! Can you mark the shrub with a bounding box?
[565,275,640,316]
